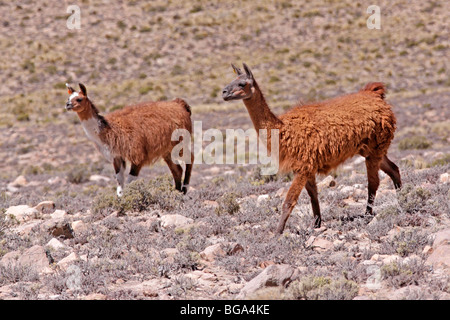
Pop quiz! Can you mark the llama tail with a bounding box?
[361,82,386,99]
[174,98,192,115]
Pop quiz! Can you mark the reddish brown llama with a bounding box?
[65,83,194,197]
[222,63,401,234]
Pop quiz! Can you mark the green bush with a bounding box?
[117,176,183,213]
[398,136,432,150]
[216,192,240,215]
[288,276,359,300]
[92,175,183,215]
[398,183,431,213]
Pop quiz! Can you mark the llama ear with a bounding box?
[243,63,253,79]
[66,83,75,94]
[231,63,243,76]
[79,83,87,96]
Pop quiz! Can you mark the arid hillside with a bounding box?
[0,0,449,300]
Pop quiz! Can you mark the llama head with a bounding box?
[222,63,256,101]
[65,83,89,112]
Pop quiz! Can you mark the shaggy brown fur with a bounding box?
[222,64,401,234]
[65,83,194,196]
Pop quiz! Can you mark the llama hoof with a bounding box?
[181,184,189,195]
[117,186,123,197]
[313,217,322,229]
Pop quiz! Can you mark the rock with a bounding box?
[317,176,336,190]
[89,174,111,182]
[306,235,333,252]
[11,220,42,236]
[275,187,287,198]
[426,245,450,269]
[34,201,55,214]
[341,186,355,194]
[10,175,27,187]
[200,243,226,262]
[5,205,39,223]
[51,210,67,220]
[1,245,52,274]
[433,228,450,247]
[259,260,275,269]
[237,264,299,299]
[371,254,402,265]
[160,214,194,229]
[57,252,80,271]
[256,194,269,205]
[439,173,449,184]
[71,220,87,235]
[47,238,67,251]
[426,228,450,269]
[311,238,334,252]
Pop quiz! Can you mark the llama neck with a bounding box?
[77,104,112,161]
[243,83,282,132]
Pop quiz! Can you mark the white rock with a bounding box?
[5,205,39,223]
[341,186,355,194]
[200,243,226,262]
[34,201,56,213]
[160,214,194,228]
[317,176,336,190]
[439,173,449,184]
[0,245,52,274]
[51,210,67,220]
[237,264,299,299]
[71,220,87,234]
[257,194,270,205]
[47,238,68,250]
[10,175,28,187]
[57,252,80,271]
[89,174,111,182]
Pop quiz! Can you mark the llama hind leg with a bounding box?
[305,177,321,228]
[276,174,307,234]
[164,155,183,192]
[128,163,142,184]
[380,155,402,190]
[365,156,382,215]
[113,157,126,197]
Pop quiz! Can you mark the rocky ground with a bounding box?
[0,0,449,300]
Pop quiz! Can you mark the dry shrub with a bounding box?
[288,276,359,300]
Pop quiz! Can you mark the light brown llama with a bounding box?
[65,83,194,196]
[222,63,402,234]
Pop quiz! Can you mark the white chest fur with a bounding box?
[81,117,113,162]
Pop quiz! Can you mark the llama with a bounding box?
[222,63,401,234]
[65,83,194,197]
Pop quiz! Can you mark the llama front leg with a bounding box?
[276,174,307,234]
[113,157,126,197]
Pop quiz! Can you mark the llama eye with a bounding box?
[76,98,83,102]
[239,82,246,88]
